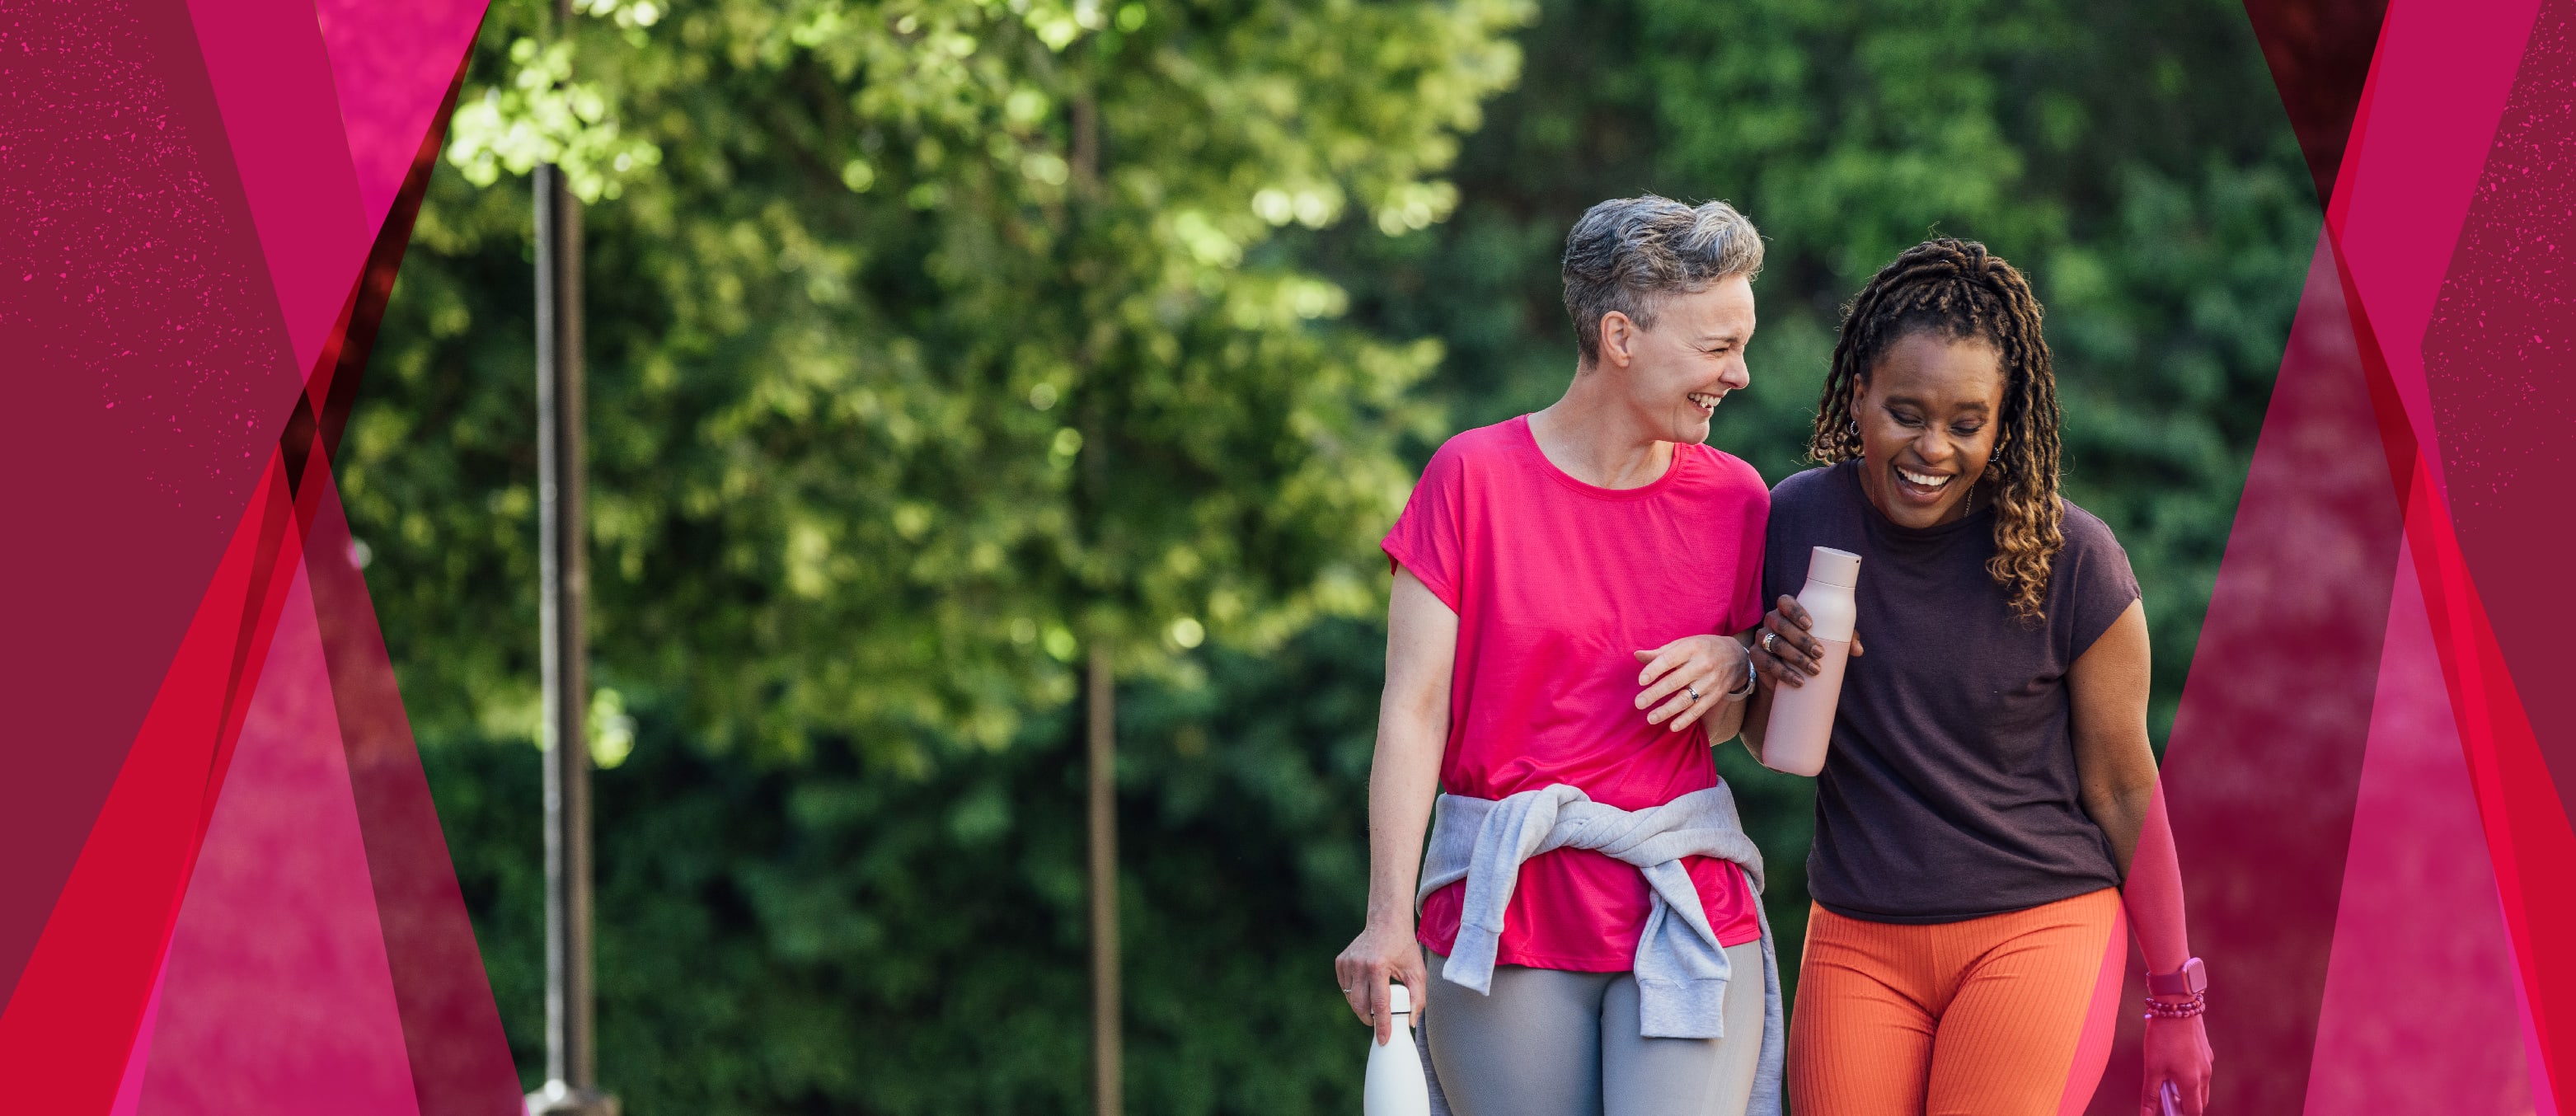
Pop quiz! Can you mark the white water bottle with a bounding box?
[1760,546,1861,777]
[1363,983,1431,1116]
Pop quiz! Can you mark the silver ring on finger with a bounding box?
[1687,687,1701,701]
[1761,631,1780,654]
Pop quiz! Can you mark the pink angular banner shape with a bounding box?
[2419,0,2576,827]
[317,0,490,232]
[0,453,312,1110]
[0,0,308,1024]
[2090,231,2402,1114]
[307,468,526,1116]
[110,962,170,1116]
[2323,0,2576,1097]
[182,0,372,375]
[2407,0,2576,1099]
[2302,543,2530,1114]
[0,0,500,1106]
[2327,0,2542,499]
[2129,0,2576,1104]
[141,560,422,1115]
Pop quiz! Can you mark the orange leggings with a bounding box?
[1787,889,2127,1116]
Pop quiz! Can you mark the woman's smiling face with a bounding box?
[1597,274,1757,448]
[1853,331,2007,529]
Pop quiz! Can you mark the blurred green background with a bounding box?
[354,0,2316,1109]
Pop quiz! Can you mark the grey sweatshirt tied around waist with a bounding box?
[1417,782,1785,1115]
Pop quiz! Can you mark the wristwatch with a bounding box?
[2147,957,2206,999]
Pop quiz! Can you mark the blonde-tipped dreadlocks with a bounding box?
[1811,238,2064,622]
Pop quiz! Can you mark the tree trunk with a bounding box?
[1086,641,1121,1116]
[1070,83,1118,1116]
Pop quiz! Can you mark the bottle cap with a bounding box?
[1808,546,1862,588]
[1387,984,1412,1015]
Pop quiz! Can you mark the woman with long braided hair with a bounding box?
[1744,240,2213,1114]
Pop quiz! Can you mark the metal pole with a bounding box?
[1086,642,1120,1116]
[528,6,615,1111]
[1070,92,1120,1116]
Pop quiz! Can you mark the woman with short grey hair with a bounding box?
[1335,195,1788,1116]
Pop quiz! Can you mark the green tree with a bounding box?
[360,0,1529,761]
[1307,0,2314,986]
[365,0,2315,1109]
[360,0,1531,1109]
[434,617,1396,1114]
[1335,0,2315,738]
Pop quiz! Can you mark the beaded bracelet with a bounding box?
[2142,992,2207,1020]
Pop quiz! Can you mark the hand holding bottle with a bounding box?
[1335,921,1429,1048]
[1361,982,1433,1116]
[1754,547,1865,776]
[1753,594,1865,686]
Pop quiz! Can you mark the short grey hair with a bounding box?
[1560,195,1764,366]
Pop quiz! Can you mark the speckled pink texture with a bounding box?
[0,0,304,1009]
[183,0,369,373]
[1,0,498,1107]
[2328,0,2544,500]
[2420,0,2576,837]
[2151,1,2576,1110]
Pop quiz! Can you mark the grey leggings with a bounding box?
[1423,945,1764,1116]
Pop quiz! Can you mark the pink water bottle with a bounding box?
[1760,546,1860,776]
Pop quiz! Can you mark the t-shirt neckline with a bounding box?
[1512,414,1692,502]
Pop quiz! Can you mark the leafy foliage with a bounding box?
[1316,0,2316,741]
[357,0,1530,762]
[1305,0,2311,1021]
[365,0,2316,1109]
[439,620,1394,1113]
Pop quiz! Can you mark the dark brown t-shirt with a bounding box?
[1763,461,2138,924]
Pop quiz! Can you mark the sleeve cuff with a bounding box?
[1382,542,1461,613]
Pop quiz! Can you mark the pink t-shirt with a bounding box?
[1386,415,1769,971]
